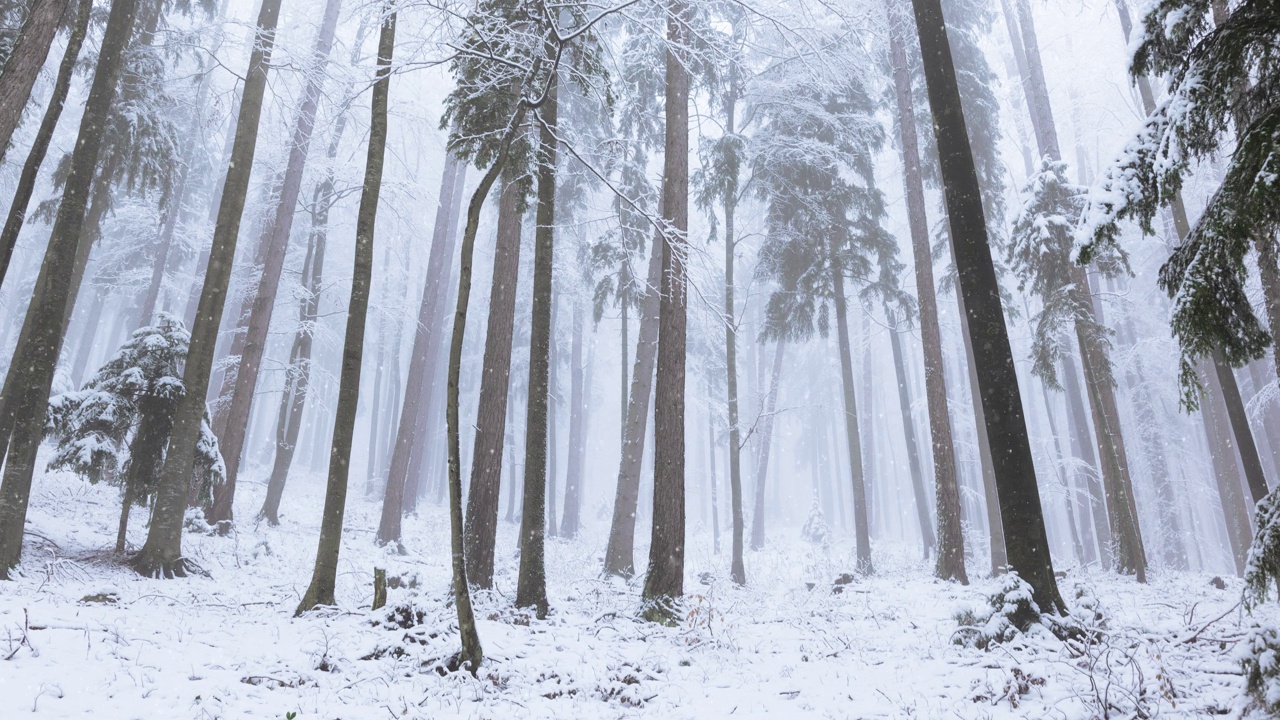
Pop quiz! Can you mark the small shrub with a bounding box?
[1239,624,1280,716]
[954,572,1041,650]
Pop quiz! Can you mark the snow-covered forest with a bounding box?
[1,0,1279,716]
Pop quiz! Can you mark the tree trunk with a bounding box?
[1061,352,1109,563]
[546,291,560,537]
[462,174,524,588]
[1036,380,1086,563]
[1215,355,1269,505]
[118,401,172,553]
[641,0,690,618]
[132,0,282,578]
[0,0,88,289]
[886,306,936,559]
[955,285,1005,572]
[517,72,557,616]
[707,394,720,554]
[749,340,784,551]
[207,0,343,528]
[0,0,69,164]
[831,245,873,573]
[376,153,464,546]
[0,0,138,580]
[907,0,1064,613]
[560,295,586,538]
[603,216,664,577]
[1202,361,1252,574]
[295,7,391,613]
[720,57,747,585]
[887,0,964,579]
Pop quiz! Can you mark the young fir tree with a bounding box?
[46,314,224,554]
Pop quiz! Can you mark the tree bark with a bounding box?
[376,153,464,546]
[908,0,1064,612]
[721,58,747,585]
[641,0,690,618]
[955,284,1005,572]
[517,72,557,616]
[462,174,524,587]
[546,291,560,537]
[0,0,138,579]
[749,340,783,550]
[0,0,69,164]
[707,394,720,554]
[296,6,392,613]
[207,0,344,528]
[0,0,88,289]
[133,0,282,578]
[602,221,662,577]
[1203,361,1252,575]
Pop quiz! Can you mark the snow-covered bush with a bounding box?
[1245,486,1280,610]
[1239,624,1280,717]
[954,572,1042,650]
[45,314,225,549]
[800,493,830,546]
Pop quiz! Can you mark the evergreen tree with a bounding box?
[47,314,223,554]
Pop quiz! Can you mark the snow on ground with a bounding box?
[0,464,1270,719]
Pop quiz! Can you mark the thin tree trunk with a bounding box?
[207,0,343,528]
[0,0,88,289]
[1215,355,1269,505]
[546,291,560,537]
[1203,361,1252,574]
[517,71,557,616]
[641,0,690,617]
[707,393,720,554]
[560,295,586,538]
[1036,380,1085,564]
[907,0,1064,612]
[0,0,139,579]
[296,6,391,612]
[132,0,283,578]
[749,339,784,550]
[886,305,936,559]
[603,218,663,577]
[376,153,464,546]
[463,174,524,588]
[831,245,873,573]
[0,0,69,164]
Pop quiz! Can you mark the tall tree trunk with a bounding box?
[1203,361,1252,574]
[955,285,1005,572]
[376,153,464,546]
[888,0,963,579]
[132,0,283,578]
[641,0,690,617]
[1036,380,1086,563]
[462,174,524,588]
[296,6,392,612]
[831,245,873,573]
[0,0,138,579]
[407,164,469,511]
[560,295,586,538]
[207,0,343,528]
[603,223,662,577]
[517,72,557,617]
[1009,0,1147,581]
[1215,356,1269,505]
[749,340,784,550]
[886,305,936,559]
[720,52,747,586]
[546,291,560,537]
[0,0,69,164]
[0,0,88,288]
[907,0,1064,612]
[707,393,720,554]
[1061,352,1109,564]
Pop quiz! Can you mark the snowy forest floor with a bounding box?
[0,464,1270,719]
